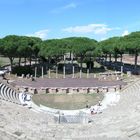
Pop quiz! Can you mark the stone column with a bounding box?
[63,66,65,78]
[121,66,123,77]
[80,69,82,78]
[35,67,37,79]
[71,53,73,64]
[56,66,58,78]
[42,67,44,78]
[48,69,51,78]
[87,69,89,78]
[94,74,96,78]
[72,66,75,78]
[22,74,24,78]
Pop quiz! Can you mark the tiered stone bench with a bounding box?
[0,82,21,104]
[0,81,31,106]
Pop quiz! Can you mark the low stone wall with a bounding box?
[15,85,122,95]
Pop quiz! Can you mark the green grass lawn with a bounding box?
[32,93,104,110]
[0,55,25,67]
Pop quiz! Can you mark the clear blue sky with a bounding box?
[0,0,140,41]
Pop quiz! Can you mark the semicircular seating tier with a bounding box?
[0,82,22,104]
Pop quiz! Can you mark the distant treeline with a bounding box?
[0,31,140,71]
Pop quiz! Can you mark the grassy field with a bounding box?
[0,56,25,67]
[32,93,104,110]
[0,56,10,66]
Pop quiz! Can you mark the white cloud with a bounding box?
[122,30,129,36]
[27,29,49,39]
[62,24,115,35]
[63,3,77,9]
[51,2,77,14]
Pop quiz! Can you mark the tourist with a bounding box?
[98,101,102,106]
[90,108,97,115]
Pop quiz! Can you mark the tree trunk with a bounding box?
[72,52,74,66]
[35,57,37,64]
[18,57,21,66]
[63,55,66,64]
[120,54,123,63]
[134,51,138,69]
[48,57,51,69]
[109,54,112,62]
[29,56,31,66]
[70,51,71,60]
[115,54,117,62]
[24,57,26,66]
[9,57,14,72]
[105,54,107,61]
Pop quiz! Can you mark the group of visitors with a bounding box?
[90,101,102,115]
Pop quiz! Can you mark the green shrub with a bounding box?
[12,66,34,76]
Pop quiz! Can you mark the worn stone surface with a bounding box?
[136,128,140,137]
[0,78,140,139]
